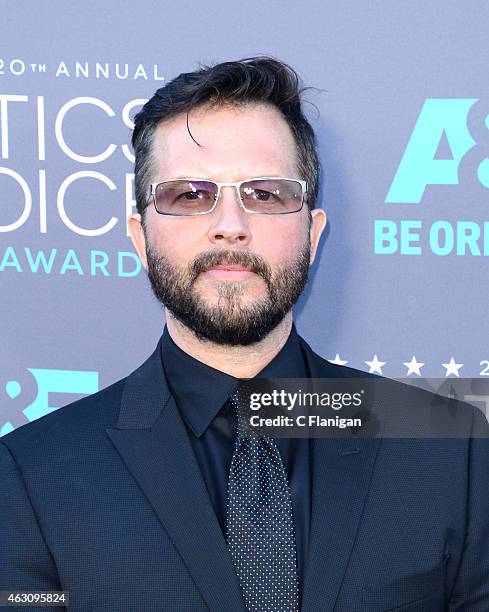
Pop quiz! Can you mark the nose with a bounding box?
[207,185,252,246]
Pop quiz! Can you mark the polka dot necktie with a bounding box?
[225,390,300,611]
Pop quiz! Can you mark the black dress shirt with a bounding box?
[161,322,311,602]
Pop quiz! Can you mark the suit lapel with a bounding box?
[299,337,382,611]
[106,340,245,612]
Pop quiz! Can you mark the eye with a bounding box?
[243,186,277,202]
[178,189,213,201]
[253,189,273,201]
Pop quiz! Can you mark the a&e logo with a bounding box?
[1,368,98,436]
[375,98,489,257]
[386,98,487,203]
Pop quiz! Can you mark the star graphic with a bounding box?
[403,356,425,376]
[442,357,463,377]
[365,355,386,375]
[328,353,348,366]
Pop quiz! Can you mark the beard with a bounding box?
[145,242,311,346]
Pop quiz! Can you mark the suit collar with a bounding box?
[108,331,381,611]
[113,336,170,430]
[113,328,368,431]
[126,322,310,437]
[160,326,238,438]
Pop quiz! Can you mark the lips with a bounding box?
[207,264,254,272]
[202,264,257,280]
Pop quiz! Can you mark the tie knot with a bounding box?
[228,388,273,442]
[228,390,248,440]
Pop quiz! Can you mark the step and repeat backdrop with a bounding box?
[2,1,489,434]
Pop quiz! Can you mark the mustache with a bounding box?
[190,250,272,283]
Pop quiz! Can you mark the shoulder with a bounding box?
[0,376,126,463]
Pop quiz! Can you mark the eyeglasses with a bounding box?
[147,177,308,216]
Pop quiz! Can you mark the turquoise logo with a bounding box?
[386,98,486,203]
[1,368,98,436]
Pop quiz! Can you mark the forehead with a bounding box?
[152,103,298,181]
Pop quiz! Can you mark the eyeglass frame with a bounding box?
[147,176,308,216]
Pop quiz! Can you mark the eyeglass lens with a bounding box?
[153,179,303,215]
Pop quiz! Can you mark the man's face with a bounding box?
[129,102,326,345]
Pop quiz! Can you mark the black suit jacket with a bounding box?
[1,333,488,611]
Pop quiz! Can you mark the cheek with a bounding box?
[253,220,308,264]
[145,220,202,265]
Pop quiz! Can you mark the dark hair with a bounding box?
[132,56,320,216]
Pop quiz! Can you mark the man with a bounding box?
[1,57,488,611]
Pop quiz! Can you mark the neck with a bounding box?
[165,312,293,378]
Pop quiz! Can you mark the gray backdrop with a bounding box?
[2,1,488,434]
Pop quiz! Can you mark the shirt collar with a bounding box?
[160,322,308,437]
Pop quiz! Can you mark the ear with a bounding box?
[309,208,327,266]
[128,213,148,270]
